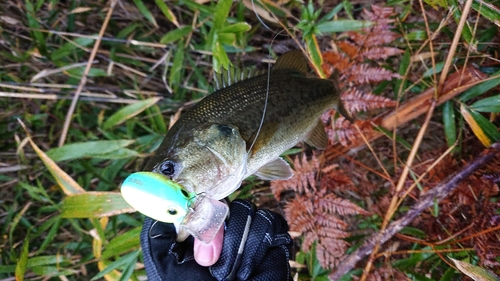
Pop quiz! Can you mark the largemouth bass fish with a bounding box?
[121,50,353,242]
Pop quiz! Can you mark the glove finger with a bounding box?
[140,217,216,280]
[246,246,292,281]
[210,200,292,281]
[237,209,291,280]
[210,200,256,279]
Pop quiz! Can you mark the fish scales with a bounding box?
[143,50,351,200]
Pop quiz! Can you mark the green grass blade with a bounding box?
[146,103,167,134]
[92,250,140,281]
[61,192,135,218]
[450,0,476,47]
[316,20,373,33]
[206,0,232,48]
[27,255,68,267]
[218,22,251,33]
[154,0,179,26]
[472,0,500,26]
[469,95,500,112]
[103,97,161,130]
[101,227,141,260]
[467,107,500,142]
[459,71,500,102]
[305,34,325,78]
[170,46,185,95]
[118,259,136,281]
[46,140,135,162]
[35,216,62,254]
[51,37,95,61]
[160,26,193,44]
[395,49,411,99]
[213,0,232,30]
[19,119,85,195]
[460,104,500,146]
[25,0,46,54]
[450,258,500,281]
[443,101,457,147]
[132,0,158,27]
[15,237,29,281]
[92,148,141,159]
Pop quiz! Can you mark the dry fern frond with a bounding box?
[317,193,368,216]
[325,117,375,146]
[270,153,319,200]
[346,64,400,85]
[320,4,402,146]
[361,46,405,60]
[273,153,369,269]
[342,88,397,113]
[285,193,359,269]
[317,237,351,269]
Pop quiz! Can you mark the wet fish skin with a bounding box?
[144,50,352,200]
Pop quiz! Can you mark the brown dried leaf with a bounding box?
[338,41,359,59]
[321,51,351,77]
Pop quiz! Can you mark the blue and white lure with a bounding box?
[121,172,229,243]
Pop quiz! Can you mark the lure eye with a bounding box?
[159,161,176,177]
[180,189,190,198]
[167,208,178,216]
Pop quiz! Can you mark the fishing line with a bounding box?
[250,0,273,32]
[247,0,292,155]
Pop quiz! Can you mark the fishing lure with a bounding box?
[121,172,229,243]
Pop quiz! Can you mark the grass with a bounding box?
[1,0,499,280]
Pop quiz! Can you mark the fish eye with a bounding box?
[167,208,178,216]
[180,189,189,198]
[160,160,175,177]
[217,124,233,136]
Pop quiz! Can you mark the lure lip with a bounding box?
[120,172,229,243]
[181,195,229,243]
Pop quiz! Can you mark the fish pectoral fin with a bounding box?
[273,50,308,74]
[254,157,293,180]
[305,120,328,150]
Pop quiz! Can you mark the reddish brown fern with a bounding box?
[271,154,369,269]
[321,5,403,147]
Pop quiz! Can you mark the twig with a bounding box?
[437,0,474,93]
[58,0,117,147]
[330,141,500,280]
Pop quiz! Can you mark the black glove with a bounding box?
[140,199,293,281]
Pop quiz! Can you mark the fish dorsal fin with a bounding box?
[254,157,294,180]
[212,66,264,91]
[272,50,309,74]
[305,120,328,150]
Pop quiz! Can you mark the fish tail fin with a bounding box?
[330,70,355,124]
